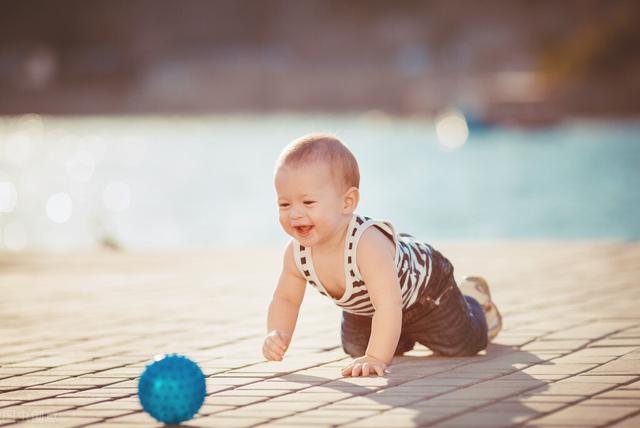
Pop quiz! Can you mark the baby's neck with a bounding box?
[312,214,353,255]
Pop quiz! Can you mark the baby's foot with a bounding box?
[459,276,503,340]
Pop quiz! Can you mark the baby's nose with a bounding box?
[289,207,304,219]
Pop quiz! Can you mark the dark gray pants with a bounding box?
[341,250,488,358]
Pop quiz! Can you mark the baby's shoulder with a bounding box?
[282,239,304,279]
[357,226,395,259]
[283,238,295,255]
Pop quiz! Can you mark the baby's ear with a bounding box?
[343,186,359,212]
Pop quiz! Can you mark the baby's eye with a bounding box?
[279,203,290,208]
[303,201,316,205]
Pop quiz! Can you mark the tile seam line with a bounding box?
[324,321,640,427]
[595,408,640,428]
[433,322,640,427]
[247,349,542,427]
[508,374,640,428]
[506,323,640,428]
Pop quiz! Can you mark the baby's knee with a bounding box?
[340,315,370,358]
[341,338,367,358]
[394,336,416,356]
[436,335,488,357]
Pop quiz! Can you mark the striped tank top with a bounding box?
[292,213,434,317]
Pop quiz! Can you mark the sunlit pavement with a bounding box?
[1,242,639,427]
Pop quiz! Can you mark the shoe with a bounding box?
[458,276,503,341]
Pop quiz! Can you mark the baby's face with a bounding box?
[274,162,347,247]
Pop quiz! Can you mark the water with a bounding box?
[1,114,639,251]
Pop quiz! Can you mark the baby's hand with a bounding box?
[262,330,289,361]
[342,355,387,377]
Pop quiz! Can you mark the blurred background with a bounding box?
[0,0,638,251]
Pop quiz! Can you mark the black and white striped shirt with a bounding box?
[293,213,434,316]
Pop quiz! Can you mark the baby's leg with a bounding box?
[403,273,488,357]
[340,311,416,358]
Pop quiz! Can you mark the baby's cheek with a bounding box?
[278,219,292,235]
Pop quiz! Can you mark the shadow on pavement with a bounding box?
[273,344,551,427]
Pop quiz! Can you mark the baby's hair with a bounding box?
[275,133,360,191]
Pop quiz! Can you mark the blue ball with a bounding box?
[138,353,206,424]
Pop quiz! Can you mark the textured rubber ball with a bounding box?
[138,353,206,424]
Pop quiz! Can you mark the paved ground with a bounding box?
[1,242,639,427]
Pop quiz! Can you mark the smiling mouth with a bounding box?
[295,225,313,236]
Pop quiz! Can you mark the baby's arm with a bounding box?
[342,228,403,375]
[263,240,306,361]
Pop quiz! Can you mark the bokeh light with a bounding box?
[0,181,17,213]
[435,110,469,149]
[5,131,33,165]
[4,114,44,165]
[66,150,96,182]
[103,181,131,212]
[3,221,27,251]
[46,192,73,224]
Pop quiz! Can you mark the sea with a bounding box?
[0,113,638,251]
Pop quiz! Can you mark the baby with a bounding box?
[263,133,502,377]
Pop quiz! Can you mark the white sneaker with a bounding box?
[458,276,503,341]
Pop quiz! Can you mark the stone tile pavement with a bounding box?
[0,242,639,427]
